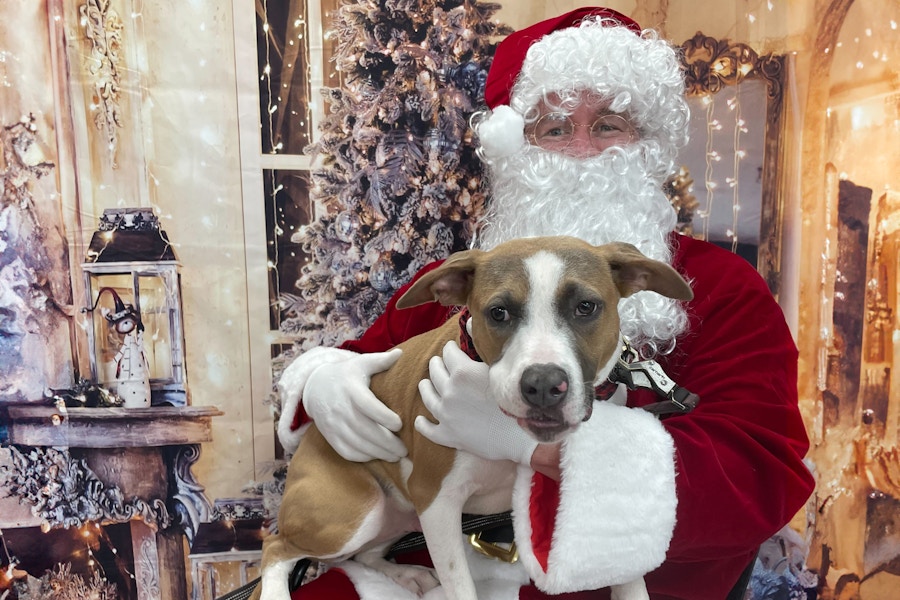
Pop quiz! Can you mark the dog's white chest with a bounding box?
[441,452,517,515]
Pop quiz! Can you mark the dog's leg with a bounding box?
[610,578,649,600]
[354,541,441,595]
[417,496,477,600]
[257,427,393,599]
[255,555,295,600]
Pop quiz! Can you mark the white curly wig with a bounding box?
[476,9,690,174]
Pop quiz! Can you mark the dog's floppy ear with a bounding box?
[600,242,693,301]
[396,249,483,309]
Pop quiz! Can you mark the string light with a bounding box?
[700,96,716,241]
[697,77,757,252]
[730,83,743,252]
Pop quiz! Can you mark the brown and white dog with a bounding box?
[256,236,693,600]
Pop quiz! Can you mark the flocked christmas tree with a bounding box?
[278,0,511,349]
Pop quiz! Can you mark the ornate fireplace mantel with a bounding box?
[1,405,223,600]
[3,405,221,448]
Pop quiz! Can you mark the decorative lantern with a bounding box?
[81,208,189,406]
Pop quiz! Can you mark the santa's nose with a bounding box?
[564,133,601,158]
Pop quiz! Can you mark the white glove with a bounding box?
[415,341,538,465]
[302,348,407,462]
[278,346,358,454]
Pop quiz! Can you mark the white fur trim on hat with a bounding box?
[473,105,526,161]
[511,401,677,594]
[276,346,359,454]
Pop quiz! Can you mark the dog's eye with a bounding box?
[489,306,510,322]
[574,301,598,317]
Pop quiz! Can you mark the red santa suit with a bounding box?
[282,234,815,600]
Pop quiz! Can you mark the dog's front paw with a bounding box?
[382,563,441,596]
[610,578,649,600]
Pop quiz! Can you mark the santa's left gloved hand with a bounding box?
[415,341,538,465]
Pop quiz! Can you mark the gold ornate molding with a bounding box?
[79,0,124,168]
[680,32,785,108]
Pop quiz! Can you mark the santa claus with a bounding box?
[275,7,815,600]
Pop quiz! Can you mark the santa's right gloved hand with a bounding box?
[301,348,407,463]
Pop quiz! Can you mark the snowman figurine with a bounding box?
[87,288,152,408]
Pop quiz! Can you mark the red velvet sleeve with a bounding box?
[635,236,814,566]
[340,259,455,353]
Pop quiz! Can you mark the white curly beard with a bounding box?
[474,141,688,357]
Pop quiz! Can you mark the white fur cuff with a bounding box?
[512,402,677,594]
[276,346,359,454]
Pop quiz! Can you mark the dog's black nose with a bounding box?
[520,364,569,408]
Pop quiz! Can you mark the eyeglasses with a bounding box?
[526,113,637,152]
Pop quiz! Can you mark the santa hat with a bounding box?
[475,7,689,161]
